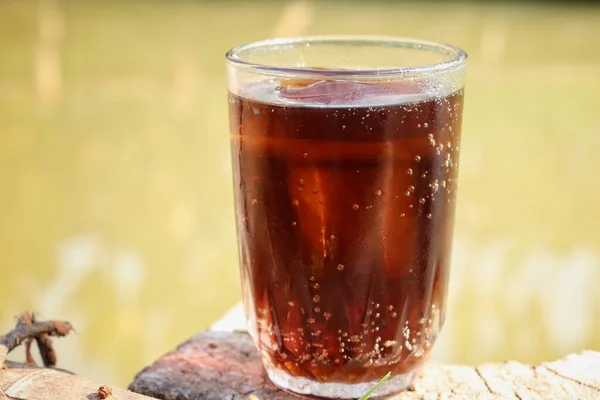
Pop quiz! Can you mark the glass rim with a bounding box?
[225,35,467,78]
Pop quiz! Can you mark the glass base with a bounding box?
[265,364,418,399]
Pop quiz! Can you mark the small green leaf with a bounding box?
[358,371,392,400]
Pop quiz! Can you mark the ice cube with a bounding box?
[276,79,426,107]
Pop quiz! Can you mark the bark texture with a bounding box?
[128,330,600,400]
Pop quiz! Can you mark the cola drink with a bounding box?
[229,79,463,389]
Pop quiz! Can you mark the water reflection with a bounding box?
[437,238,600,365]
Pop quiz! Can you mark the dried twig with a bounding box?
[24,338,35,366]
[0,312,73,368]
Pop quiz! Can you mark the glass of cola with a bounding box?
[226,36,467,399]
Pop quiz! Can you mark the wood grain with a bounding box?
[128,330,600,400]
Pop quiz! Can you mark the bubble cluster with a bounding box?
[234,82,462,383]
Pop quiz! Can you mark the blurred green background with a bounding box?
[1,0,599,387]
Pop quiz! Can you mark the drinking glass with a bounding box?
[226,36,467,399]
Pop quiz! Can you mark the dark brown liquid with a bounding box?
[229,79,463,384]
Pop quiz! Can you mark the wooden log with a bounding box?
[128,330,600,400]
[0,362,154,400]
[1,304,598,399]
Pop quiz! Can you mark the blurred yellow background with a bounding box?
[1,0,599,387]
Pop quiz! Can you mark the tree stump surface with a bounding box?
[128,330,600,400]
[1,303,598,399]
[0,361,153,400]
